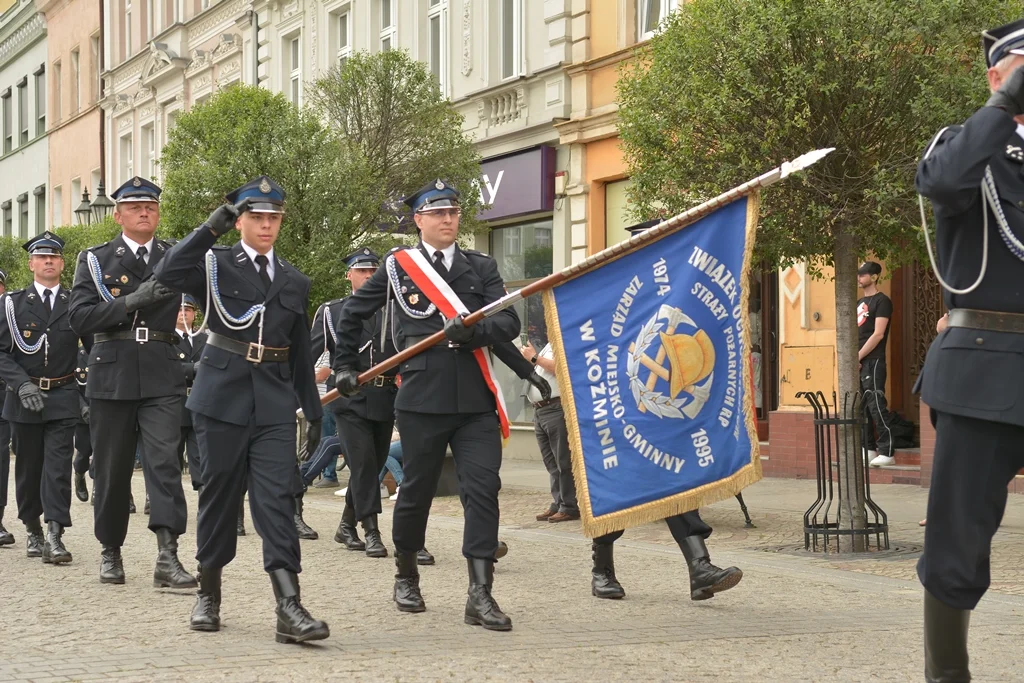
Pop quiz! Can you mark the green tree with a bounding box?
[617,0,1015,549]
[0,220,121,292]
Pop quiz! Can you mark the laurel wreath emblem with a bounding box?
[627,312,713,420]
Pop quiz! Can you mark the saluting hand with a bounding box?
[988,64,1024,119]
[204,203,241,238]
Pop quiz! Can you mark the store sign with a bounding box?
[477,146,556,221]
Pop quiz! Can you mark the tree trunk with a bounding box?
[833,229,867,551]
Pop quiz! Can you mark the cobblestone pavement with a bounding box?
[2,464,1024,682]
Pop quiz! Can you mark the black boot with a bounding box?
[144,493,150,515]
[42,521,72,565]
[293,494,318,540]
[680,536,742,601]
[99,545,125,584]
[362,515,388,558]
[464,559,512,631]
[74,472,89,502]
[394,552,425,613]
[269,569,330,644]
[591,542,625,599]
[237,501,246,537]
[924,590,971,682]
[128,493,136,514]
[417,547,435,566]
[25,518,44,558]
[0,507,14,546]
[334,503,364,550]
[153,528,198,589]
[190,566,223,632]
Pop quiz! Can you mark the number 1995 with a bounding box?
[691,428,714,467]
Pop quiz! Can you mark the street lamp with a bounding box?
[74,188,93,226]
[90,181,115,223]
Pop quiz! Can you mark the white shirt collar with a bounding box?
[121,233,155,259]
[240,240,275,280]
[33,281,56,301]
[421,241,456,270]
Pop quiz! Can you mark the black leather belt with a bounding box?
[95,329,178,344]
[533,396,561,409]
[30,374,74,390]
[207,332,289,363]
[947,308,1024,334]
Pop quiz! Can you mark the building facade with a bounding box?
[38,0,102,227]
[0,0,48,238]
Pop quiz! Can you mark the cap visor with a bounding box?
[245,202,284,213]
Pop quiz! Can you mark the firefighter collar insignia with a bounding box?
[1007,145,1024,163]
[26,293,35,301]
[157,242,166,251]
[59,292,67,301]
[116,246,126,256]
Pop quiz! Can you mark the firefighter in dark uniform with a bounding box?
[915,20,1024,682]
[0,268,14,547]
[72,342,92,503]
[335,180,520,631]
[155,176,327,643]
[69,176,195,589]
[174,295,206,492]
[0,233,85,563]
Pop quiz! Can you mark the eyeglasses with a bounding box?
[420,208,461,219]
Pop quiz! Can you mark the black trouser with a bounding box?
[0,417,10,507]
[918,410,1024,610]
[193,413,300,573]
[860,357,892,457]
[534,401,578,514]
[394,410,502,560]
[593,510,713,546]
[178,426,202,491]
[91,397,188,547]
[73,421,93,477]
[12,419,77,528]
[334,409,394,521]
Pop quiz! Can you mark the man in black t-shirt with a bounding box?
[856,261,895,466]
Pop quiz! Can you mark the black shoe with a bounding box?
[153,528,198,589]
[190,566,223,632]
[496,541,508,559]
[237,501,246,537]
[464,559,512,631]
[42,521,72,565]
[100,545,125,584]
[680,536,742,601]
[394,552,426,613]
[128,493,136,514]
[924,590,971,683]
[591,542,625,599]
[0,507,14,546]
[417,548,435,566]
[334,504,364,550]
[294,495,318,540]
[74,472,89,502]
[269,569,330,644]
[144,494,150,515]
[362,515,388,558]
[25,518,44,558]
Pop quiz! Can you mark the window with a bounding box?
[1,201,10,236]
[53,61,62,123]
[488,218,554,424]
[428,0,447,95]
[335,9,352,66]
[1,89,9,153]
[172,0,183,24]
[52,185,62,227]
[145,0,154,40]
[500,0,521,80]
[18,78,28,145]
[141,123,156,178]
[119,134,133,184]
[164,108,179,146]
[34,186,46,235]
[287,36,301,105]
[18,194,29,239]
[35,69,45,136]
[379,0,396,52]
[604,178,634,248]
[124,0,133,61]
[71,49,81,114]
[90,170,101,199]
[71,177,82,214]
[638,0,678,41]
[91,35,101,103]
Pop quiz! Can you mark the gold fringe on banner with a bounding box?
[544,192,764,538]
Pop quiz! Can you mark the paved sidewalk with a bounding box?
[1,462,1022,682]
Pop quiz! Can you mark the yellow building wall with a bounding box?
[590,0,620,58]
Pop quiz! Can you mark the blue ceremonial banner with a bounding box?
[544,194,762,536]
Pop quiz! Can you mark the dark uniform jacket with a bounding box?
[0,285,81,423]
[917,106,1024,427]
[154,226,322,427]
[317,297,398,422]
[69,234,186,401]
[175,329,207,428]
[334,243,520,414]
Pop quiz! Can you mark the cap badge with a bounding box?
[133,178,142,187]
[435,179,444,190]
[259,178,272,194]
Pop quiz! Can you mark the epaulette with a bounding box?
[327,297,347,306]
[462,248,493,260]
[386,245,411,256]
[86,239,114,253]
[211,244,232,251]
[5,288,25,296]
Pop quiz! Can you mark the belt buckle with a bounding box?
[135,327,149,343]
[373,376,385,387]
[246,342,265,363]
[38,377,51,391]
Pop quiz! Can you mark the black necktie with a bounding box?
[42,289,52,316]
[433,250,448,278]
[136,246,148,264]
[255,254,272,290]
[181,333,191,353]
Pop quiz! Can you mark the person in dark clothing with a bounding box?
[856,261,895,467]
